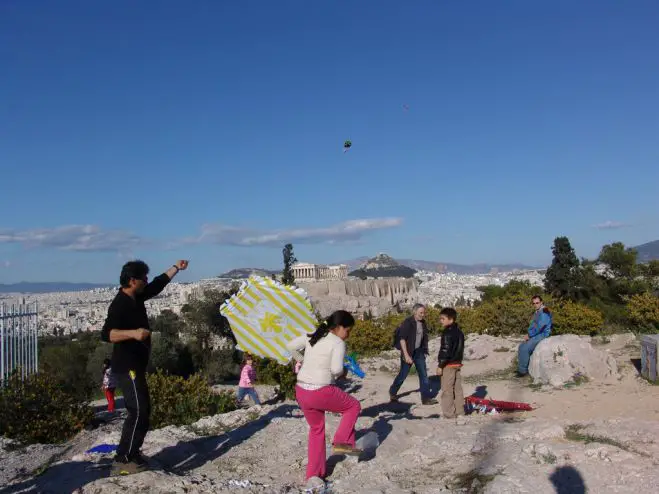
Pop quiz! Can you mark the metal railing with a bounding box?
[0,301,39,384]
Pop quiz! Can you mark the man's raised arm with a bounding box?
[141,260,189,301]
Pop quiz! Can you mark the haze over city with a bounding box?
[1,0,658,284]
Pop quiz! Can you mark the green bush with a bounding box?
[148,334,196,378]
[347,319,394,356]
[625,292,659,333]
[147,371,237,429]
[0,370,93,444]
[456,294,533,336]
[552,299,604,335]
[40,342,96,402]
[252,356,297,399]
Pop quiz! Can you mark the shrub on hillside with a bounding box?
[147,371,236,429]
[40,342,96,402]
[552,300,604,335]
[455,294,533,336]
[0,370,93,444]
[252,357,297,399]
[347,318,397,356]
[625,292,659,333]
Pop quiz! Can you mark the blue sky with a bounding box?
[1,0,658,283]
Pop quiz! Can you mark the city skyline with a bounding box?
[2,1,658,283]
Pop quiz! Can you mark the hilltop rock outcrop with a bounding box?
[348,253,417,279]
[529,335,620,387]
[298,277,419,318]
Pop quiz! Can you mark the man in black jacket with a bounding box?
[436,307,465,419]
[389,304,437,405]
[101,259,188,475]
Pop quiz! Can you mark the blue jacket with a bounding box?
[528,307,552,338]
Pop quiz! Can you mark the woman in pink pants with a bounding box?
[286,310,362,488]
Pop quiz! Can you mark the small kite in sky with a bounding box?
[403,104,410,112]
[343,140,352,153]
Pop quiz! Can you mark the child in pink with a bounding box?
[237,355,261,405]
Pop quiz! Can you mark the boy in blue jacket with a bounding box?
[517,295,552,377]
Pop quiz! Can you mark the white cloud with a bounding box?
[0,217,404,253]
[185,217,404,247]
[0,225,147,252]
[592,221,630,230]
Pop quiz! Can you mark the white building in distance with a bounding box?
[292,262,349,281]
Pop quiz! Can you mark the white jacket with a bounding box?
[286,332,345,386]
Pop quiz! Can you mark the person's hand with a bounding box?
[134,328,151,341]
[175,260,189,270]
[404,355,413,365]
[436,367,443,376]
[524,335,529,342]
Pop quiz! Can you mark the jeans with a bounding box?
[518,334,547,374]
[389,348,432,400]
[295,385,361,480]
[237,386,261,405]
[116,371,150,461]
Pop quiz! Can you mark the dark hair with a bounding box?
[243,354,254,363]
[102,358,111,375]
[439,307,457,322]
[120,260,150,288]
[532,294,543,302]
[308,310,355,346]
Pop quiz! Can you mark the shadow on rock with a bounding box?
[550,465,587,494]
[152,403,298,475]
[0,459,111,494]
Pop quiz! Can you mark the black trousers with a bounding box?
[115,370,151,460]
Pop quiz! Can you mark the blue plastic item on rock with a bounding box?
[86,443,117,454]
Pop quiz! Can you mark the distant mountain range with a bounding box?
[218,268,279,279]
[338,257,538,274]
[635,240,659,262]
[3,241,655,294]
[0,282,113,294]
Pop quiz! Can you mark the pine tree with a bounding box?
[281,243,297,286]
[544,236,581,300]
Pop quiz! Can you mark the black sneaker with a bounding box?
[515,371,528,378]
[389,394,399,402]
[421,398,438,405]
[131,452,150,467]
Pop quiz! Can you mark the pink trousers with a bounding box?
[295,385,361,480]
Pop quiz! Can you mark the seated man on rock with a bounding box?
[516,295,553,377]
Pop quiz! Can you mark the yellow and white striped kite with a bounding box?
[219,276,318,364]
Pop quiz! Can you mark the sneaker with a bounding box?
[130,452,149,467]
[515,371,528,378]
[332,443,363,456]
[110,459,148,476]
[421,398,438,405]
[389,394,399,402]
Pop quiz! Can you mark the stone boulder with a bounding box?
[529,334,620,387]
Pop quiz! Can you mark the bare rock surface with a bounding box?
[529,335,620,387]
[2,334,658,494]
[299,278,419,318]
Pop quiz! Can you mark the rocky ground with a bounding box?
[1,333,658,493]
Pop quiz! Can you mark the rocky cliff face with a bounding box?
[298,277,419,317]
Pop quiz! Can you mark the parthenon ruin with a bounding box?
[291,262,349,281]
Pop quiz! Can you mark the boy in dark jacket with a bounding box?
[436,308,465,418]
